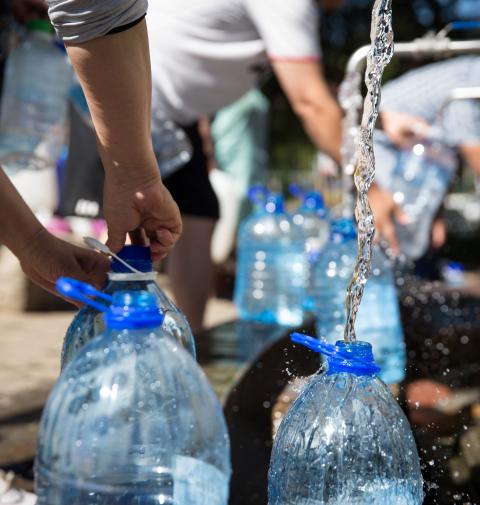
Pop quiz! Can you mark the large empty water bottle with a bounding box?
[36,278,231,505]
[290,185,330,312]
[61,245,195,368]
[234,193,306,326]
[0,20,72,173]
[268,334,423,505]
[311,218,357,340]
[390,134,457,260]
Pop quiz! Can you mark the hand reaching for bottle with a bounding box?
[18,228,110,303]
[103,170,182,261]
[380,109,431,149]
[368,183,409,255]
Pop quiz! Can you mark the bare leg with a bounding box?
[166,216,216,334]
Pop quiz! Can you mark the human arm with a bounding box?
[0,168,110,296]
[379,109,431,148]
[272,60,343,163]
[46,1,182,259]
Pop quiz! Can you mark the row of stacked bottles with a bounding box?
[34,239,423,503]
[234,185,406,385]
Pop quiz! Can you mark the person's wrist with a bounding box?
[13,225,50,265]
[103,152,162,188]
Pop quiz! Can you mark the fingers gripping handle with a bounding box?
[56,277,112,312]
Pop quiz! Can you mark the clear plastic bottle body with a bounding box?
[292,208,330,313]
[268,343,423,505]
[355,250,406,384]
[37,317,230,504]
[311,233,357,341]
[391,139,457,260]
[61,273,196,368]
[234,202,306,326]
[0,28,72,172]
[312,229,405,384]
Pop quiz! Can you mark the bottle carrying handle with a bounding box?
[450,20,480,31]
[291,332,381,374]
[56,277,112,312]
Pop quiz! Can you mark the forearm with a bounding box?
[65,20,159,185]
[0,168,44,256]
[296,98,342,164]
[272,61,342,163]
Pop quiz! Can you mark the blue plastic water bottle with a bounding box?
[355,248,407,384]
[61,245,195,368]
[311,218,357,340]
[311,220,406,384]
[290,185,330,312]
[36,278,231,505]
[234,193,306,326]
[268,334,423,505]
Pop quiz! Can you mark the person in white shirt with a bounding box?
[47,0,344,332]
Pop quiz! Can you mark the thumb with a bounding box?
[106,227,127,253]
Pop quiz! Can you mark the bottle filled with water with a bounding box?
[36,278,231,505]
[0,20,72,173]
[312,220,406,384]
[290,185,330,312]
[269,334,423,505]
[234,193,306,326]
[390,132,457,260]
[61,245,195,368]
[355,247,407,384]
[311,218,357,340]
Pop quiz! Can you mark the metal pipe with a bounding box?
[346,37,480,75]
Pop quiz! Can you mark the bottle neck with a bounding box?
[108,271,158,282]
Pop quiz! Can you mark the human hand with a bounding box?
[103,170,182,261]
[381,110,431,149]
[12,0,48,24]
[17,228,110,303]
[368,183,409,255]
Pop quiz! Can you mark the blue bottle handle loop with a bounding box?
[450,20,480,31]
[56,277,112,312]
[291,333,381,375]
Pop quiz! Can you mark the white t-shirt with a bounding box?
[48,0,321,124]
[147,0,321,124]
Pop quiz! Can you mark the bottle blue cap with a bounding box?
[111,246,153,273]
[331,218,357,241]
[265,194,284,214]
[303,191,325,212]
[105,291,164,330]
[291,333,380,376]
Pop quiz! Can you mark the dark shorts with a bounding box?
[163,123,219,220]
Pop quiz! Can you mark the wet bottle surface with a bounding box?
[36,283,231,505]
[234,194,306,326]
[62,246,195,369]
[268,336,423,505]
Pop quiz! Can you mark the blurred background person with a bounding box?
[371,56,480,259]
[47,0,345,333]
